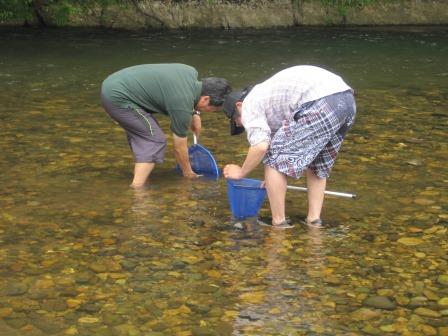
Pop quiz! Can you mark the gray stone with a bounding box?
[3,283,28,296]
[363,296,396,310]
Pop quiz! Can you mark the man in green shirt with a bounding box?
[101,63,231,187]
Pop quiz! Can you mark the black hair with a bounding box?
[201,77,232,107]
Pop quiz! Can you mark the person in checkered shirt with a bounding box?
[223,65,356,229]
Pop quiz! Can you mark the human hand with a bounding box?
[223,164,244,179]
[183,170,200,179]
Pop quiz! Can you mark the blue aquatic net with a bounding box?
[175,135,220,178]
[188,144,220,177]
[226,178,267,220]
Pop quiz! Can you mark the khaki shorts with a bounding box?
[101,93,167,163]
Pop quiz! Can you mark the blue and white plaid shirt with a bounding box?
[242,65,352,146]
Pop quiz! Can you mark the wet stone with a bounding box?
[362,324,382,335]
[409,296,429,307]
[63,311,79,323]
[380,324,396,333]
[172,261,187,269]
[362,233,375,242]
[32,316,66,334]
[66,299,83,309]
[192,326,214,336]
[324,275,342,285]
[196,284,219,294]
[78,302,102,313]
[397,237,424,246]
[213,288,227,298]
[113,324,141,336]
[152,272,167,281]
[191,219,206,227]
[167,298,185,308]
[355,287,371,294]
[10,298,40,312]
[387,233,399,241]
[423,289,440,301]
[0,307,13,318]
[363,296,396,310]
[4,316,28,329]
[403,137,424,144]
[120,260,138,271]
[188,273,203,281]
[213,322,233,335]
[438,275,448,286]
[136,312,154,324]
[23,265,44,276]
[136,248,160,258]
[438,297,448,306]
[415,307,442,318]
[208,307,224,317]
[350,308,382,321]
[102,312,125,326]
[239,311,263,321]
[133,272,149,281]
[41,298,67,312]
[186,303,211,314]
[57,286,78,297]
[80,326,114,336]
[89,262,108,273]
[132,284,148,293]
[335,304,352,313]
[75,271,97,284]
[396,295,411,306]
[334,297,350,305]
[425,317,448,328]
[419,324,438,336]
[150,322,170,332]
[3,283,28,296]
[78,316,100,324]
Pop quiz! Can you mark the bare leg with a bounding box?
[305,169,326,221]
[264,165,287,225]
[131,162,155,188]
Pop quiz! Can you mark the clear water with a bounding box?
[0,26,447,336]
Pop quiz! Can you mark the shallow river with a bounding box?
[0,26,447,336]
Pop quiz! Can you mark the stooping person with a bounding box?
[222,65,356,229]
[101,63,231,188]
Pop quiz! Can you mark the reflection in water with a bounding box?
[231,226,329,335]
[0,26,447,335]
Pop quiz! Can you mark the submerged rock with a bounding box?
[363,296,396,310]
[397,237,424,246]
[350,308,382,321]
[438,275,448,286]
[415,307,441,318]
[3,283,28,296]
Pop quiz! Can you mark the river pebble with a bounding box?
[363,296,397,310]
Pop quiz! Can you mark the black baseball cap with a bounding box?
[222,86,253,136]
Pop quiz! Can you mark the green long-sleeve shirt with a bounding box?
[101,63,202,137]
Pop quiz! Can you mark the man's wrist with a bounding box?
[192,110,201,116]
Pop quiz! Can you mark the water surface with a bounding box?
[0,26,447,336]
